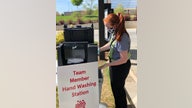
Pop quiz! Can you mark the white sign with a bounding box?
[57,62,99,108]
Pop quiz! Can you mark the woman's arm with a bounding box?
[99,41,111,52]
[99,50,128,69]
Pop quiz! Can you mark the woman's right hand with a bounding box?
[98,61,110,70]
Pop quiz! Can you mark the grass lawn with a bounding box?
[99,60,115,108]
[56,15,98,23]
[56,60,115,108]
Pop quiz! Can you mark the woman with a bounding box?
[99,13,131,108]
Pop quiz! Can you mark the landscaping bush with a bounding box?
[77,18,85,24]
[124,15,130,21]
[56,15,98,25]
[56,22,60,25]
[67,20,74,25]
[86,19,93,23]
[59,20,65,25]
[94,19,98,23]
[130,15,136,21]
[56,31,64,45]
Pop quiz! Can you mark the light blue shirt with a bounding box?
[110,33,130,60]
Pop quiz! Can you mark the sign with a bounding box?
[57,62,99,108]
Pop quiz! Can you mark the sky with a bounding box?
[56,0,98,13]
[56,0,137,14]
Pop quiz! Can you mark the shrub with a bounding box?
[67,20,73,25]
[95,19,98,23]
[59,20,65,25]
[77,18,85,24]
[56,22,60,25]
[56,31,64,45]
[86,19,93,23]
[130,15,136,21]
[68,24,75,28]
[124,15,130,21]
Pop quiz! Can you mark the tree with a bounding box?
[92,7,98,16]
[71,0,83,7]
[114,4,125,15]
[82,0,97,15]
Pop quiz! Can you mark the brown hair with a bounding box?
[103,13,128,41]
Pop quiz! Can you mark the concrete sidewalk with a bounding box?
[125,29,137,108]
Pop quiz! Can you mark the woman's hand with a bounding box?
[98,61,110,70]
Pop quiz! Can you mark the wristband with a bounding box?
[98,48,100,55]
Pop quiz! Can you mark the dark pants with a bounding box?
[109,59,131,108]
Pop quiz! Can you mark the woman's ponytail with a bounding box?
[118,13,124,26]
[116,13,126,41]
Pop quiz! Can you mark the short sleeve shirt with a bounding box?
[110,33,131,60]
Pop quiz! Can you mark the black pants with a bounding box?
[109,59,131,108]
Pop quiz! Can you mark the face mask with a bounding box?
[107,28,115,34]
